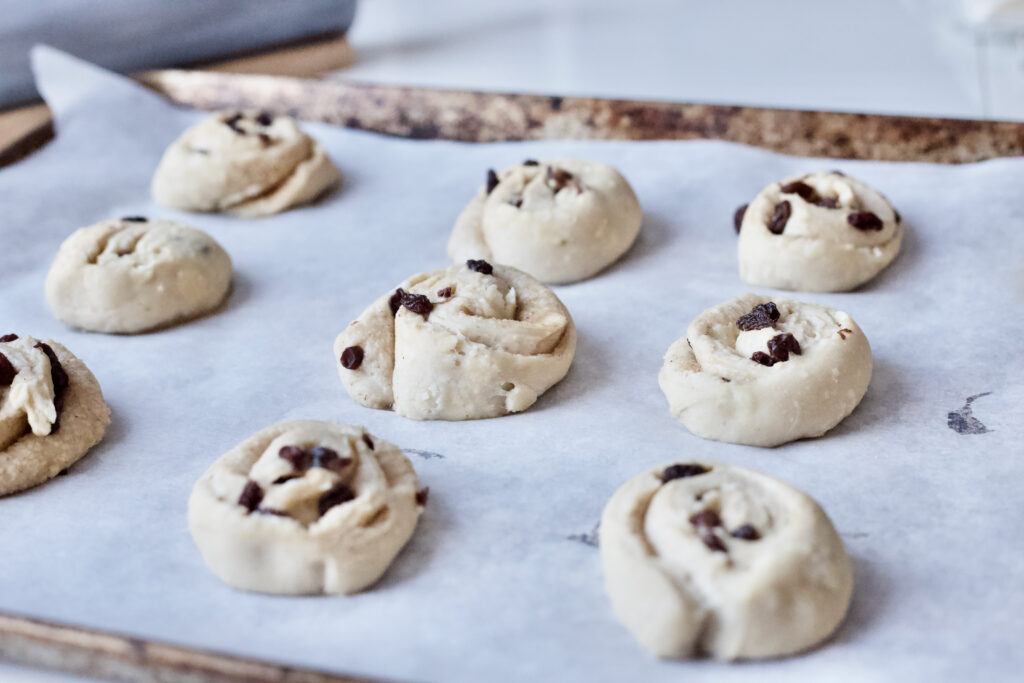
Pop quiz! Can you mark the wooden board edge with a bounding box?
[0,610,374,683]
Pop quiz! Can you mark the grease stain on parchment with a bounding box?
[947,392,993,435]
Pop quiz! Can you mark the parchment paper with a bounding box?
[1,47,1022,682]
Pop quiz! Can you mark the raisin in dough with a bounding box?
[45,217,232,334]
[188,420,425,595]
[601,460,853,660]
[334,260,576,420]
[151,111,340,217]
[447,160,643,284]
[0,335,110,496]
[737,171,903,292]
[658,294,872,447]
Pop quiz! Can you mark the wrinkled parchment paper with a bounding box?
[1,47,1022,682]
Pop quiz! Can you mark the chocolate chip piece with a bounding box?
[0,352,15,386]
[767,333,802,363]
[272,474,299,485]
[400,292,433,317]
[848,211,883,231]
[238,480,263,512]
[466,259,494,275]
[0,334,18,342]
[819,197,840,209]
[731,524,761,540]
[362,434,374,450]
[767,200,792,234]
[257,133,272,147]
[255,112,274,126]
[662,463,709,482]
[510,197,523,208]
[780,181,818,203]
[701,531,728,553]
[523,159,539,166]
[121,216,147,223]
[894,209,902,224]
[721,377,731,382]
[318,483,355,517]
[751,351,776,367]
[486,169,499,194]
[389,289,405,315]
[390,288,434,318]
[416,487,430,506]
[224,113,245,134]
[340,346,364,370]
[311,446,350,473]
[689,509,722,528]
[734,204,747,233]
[437,287,453,298]
[546,166,573,192]
[279,445,311,472]
[737,302,780,331]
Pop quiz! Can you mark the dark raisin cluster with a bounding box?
[736,302,780,331]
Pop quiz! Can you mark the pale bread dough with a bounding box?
[334,261,576,420]
[188,420,425,595]
[658,294,872,447]
[447,159,643,284]
[737,171,903,292]
[151,111,340,217]
[0,336,110,496]
[601,460,853,660]
[45,217,232,334]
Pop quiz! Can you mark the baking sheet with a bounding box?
[1,46,1022,682]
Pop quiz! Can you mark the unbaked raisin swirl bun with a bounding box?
[659,294,872,447]
[188,420,425,595]
[152,111,340,217]
[335,260,577,420]
[601,460,853,660]
[736,171,903,292]
[448,160,643,284]
[0,334,109,496]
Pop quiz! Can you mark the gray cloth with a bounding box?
[0,0,355,106]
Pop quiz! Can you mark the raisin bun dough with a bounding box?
[448,159,643,284]
[151,111,340,217]
[45,217,232,334]
[0,335,110,496]
[188,420,426,595]
[601,460,852,660]
[334,259,576,420]
[658,294,872,447]
[736,171,903,292]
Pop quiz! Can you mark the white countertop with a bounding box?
[338,0,1024,120]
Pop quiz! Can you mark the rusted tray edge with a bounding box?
[0,609,374,683]
[5,69,1024,168]
[137,70,1024,163]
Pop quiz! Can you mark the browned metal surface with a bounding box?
[0,611,373,682]
[135,70,1024,164]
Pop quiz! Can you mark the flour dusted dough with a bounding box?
[188,420,425,595]
[737,171,903,292]
[658,294,872,447]
[601,460,852,660]
[0,335,110,496]
[45,217,232,334]
[151,111,340,217]
[448,160,642,284]
[334,260,576,420]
